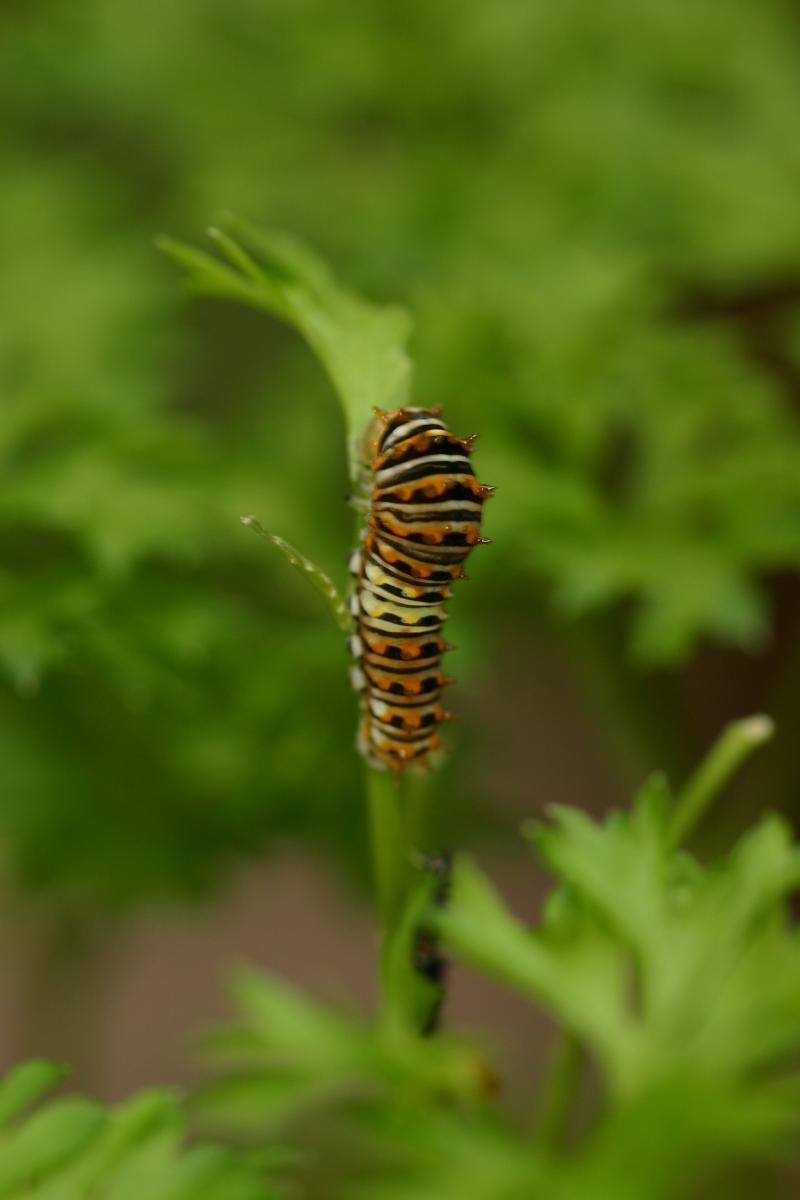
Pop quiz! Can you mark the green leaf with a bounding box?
[201,967,489,1139]
[227,969,367,1075]
[0,1061,65,1130]
[573,1073,800,1200]
[195,1069,338,1133]
[525,773,671,957]
[0,1063,273,1200]
[434,859,635,1092]
[441,740,800,1104]
[72,1089,184,1190]
[159,217,413,479]
[0,1099,106,1195]
[347,1107,554,1200]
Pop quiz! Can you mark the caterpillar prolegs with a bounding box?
[349,406,493,773]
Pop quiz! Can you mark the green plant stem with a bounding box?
[668,714,774,848]
[533,1029,584,1150]
[365,767,406,934]
[403,769,435,855]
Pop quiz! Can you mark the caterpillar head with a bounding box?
[358,405,445,462]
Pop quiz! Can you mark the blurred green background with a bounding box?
[2,0,800,1093]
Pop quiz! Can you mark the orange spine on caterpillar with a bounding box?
[348,406,493,773]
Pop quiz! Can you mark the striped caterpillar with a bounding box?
[348,406,493,773]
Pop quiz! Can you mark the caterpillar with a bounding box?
[348,406,493,773]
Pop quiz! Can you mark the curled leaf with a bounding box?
[160,218,413,480]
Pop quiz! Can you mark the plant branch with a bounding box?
[365,767,406,936]
[241,516,350,631]
[533,1029,584,1150]
[668,714,774,848]
[403,768,436,855]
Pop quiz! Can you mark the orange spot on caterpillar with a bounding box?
[422,480,448,499]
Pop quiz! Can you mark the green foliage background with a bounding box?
[2,0,800,904]
[199,756,800,1198]
[0,1060,272,1198]
[3,6,800,1194]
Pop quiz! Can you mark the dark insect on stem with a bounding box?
[413,849,452,1036]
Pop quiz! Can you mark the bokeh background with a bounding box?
[2,0,800,1102]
